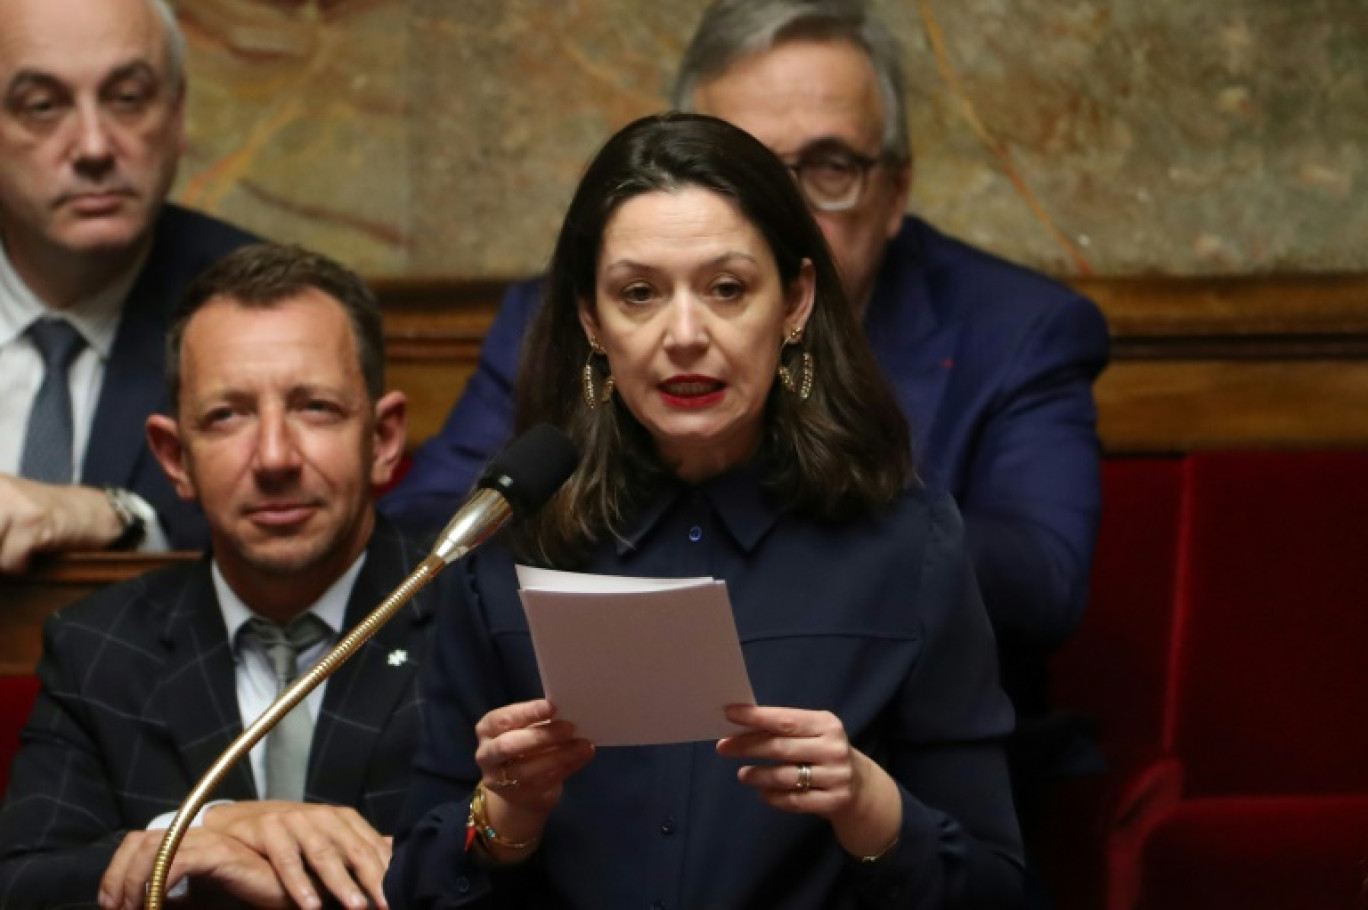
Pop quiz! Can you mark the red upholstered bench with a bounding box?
[0,675,41,798]
[1041,458,1187,910]
[1139,795,1368,908]
[1132,451,1368,910]
[1044,452,1368,910]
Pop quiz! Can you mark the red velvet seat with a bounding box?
[1042,458,1187,910]
[0,675,41,797]
[1133,451,1368,909]
[1139,795,1368,909]
[1053,458,1186,769]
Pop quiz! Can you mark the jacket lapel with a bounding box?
[307,522,434,808]
[156,558,259,801]
[81,261,172,488]
[864,223,960,486]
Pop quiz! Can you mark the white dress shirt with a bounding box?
[0,239,168,549]
[212,554,364,794]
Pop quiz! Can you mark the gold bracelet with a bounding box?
[858,835,900,864]
[469,781,540,851]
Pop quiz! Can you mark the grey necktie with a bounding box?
[246,615,331,802]
[19,318,85,484]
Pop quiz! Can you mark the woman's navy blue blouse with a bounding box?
[386,470,1025,909]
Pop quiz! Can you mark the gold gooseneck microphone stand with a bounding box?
[144,488,513,910]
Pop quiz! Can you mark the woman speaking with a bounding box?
[386,113,1026,909]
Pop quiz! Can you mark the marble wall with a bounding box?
[171,0,1367,278]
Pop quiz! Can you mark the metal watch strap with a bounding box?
[103,487,146,550]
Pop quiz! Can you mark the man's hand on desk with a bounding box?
[97,803,392,910]
[100,827,291,910]
[205,801,392,910]
[0,476,125,572]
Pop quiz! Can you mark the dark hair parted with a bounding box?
[166,243,386,408]
[513,112,912,567]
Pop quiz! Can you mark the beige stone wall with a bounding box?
[171,0,1367,278]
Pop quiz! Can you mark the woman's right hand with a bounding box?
[473,699,595,855]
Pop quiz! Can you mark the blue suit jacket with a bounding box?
[382,216,1109,763]
[79,203,257,549]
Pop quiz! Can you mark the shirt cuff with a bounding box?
[125,490,170,553]
[144,800,235,898]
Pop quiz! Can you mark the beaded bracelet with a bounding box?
[468,781,541,852]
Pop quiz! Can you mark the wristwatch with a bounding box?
[103,487,147,550]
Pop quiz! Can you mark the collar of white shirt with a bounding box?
[0,236,146,356]
[215,554,364,657]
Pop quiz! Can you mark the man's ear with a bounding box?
[369,391,408,489]
[146,413,197,501]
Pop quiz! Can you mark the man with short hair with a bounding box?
[383,0,1109,861]
[0,244,438,910]
[0,0,255,571]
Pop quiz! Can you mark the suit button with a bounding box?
[688,526,703,542]
[660,816,676,835]
[455,875,470,894]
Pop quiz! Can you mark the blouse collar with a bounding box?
[614,459,783,556]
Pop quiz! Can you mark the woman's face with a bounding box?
[580,187,813,482]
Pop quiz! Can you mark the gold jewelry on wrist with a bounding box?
[857,835,900,864]
[469,781,540,851]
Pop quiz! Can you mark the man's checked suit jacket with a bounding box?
[0,518,443,907]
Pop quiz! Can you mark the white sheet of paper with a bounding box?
[516,565,756,747]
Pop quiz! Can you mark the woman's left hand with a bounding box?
[717,704,901,859]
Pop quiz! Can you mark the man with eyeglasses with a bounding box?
[384,0,1106,884]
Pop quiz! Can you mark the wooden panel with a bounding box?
[1097,360,1368,452]
[388,360,479,445]
[0,554,197,675]
[375,273,1368,454]
[1072,273,1368,340]
[374,272,1368,354]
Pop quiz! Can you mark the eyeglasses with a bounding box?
[784,141,888,213]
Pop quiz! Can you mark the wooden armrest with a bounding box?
[0,552,200,674]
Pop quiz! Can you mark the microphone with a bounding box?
[146,424,579,909]
[433,422,580,564]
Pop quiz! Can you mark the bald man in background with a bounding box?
[0,0,256,571]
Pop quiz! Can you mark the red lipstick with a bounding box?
[659,374,725,409]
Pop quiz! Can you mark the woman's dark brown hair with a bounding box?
[514,112,912,566]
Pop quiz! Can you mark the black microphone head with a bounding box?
[477,424,580,519]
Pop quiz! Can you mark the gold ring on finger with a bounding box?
[795,762,813,793]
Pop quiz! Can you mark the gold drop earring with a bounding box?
[583,338,615,408]
[776,326,814,401]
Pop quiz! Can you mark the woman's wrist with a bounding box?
[469,782,550,863]
[829,750,903,860]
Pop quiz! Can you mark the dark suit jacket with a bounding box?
[381,216,1109,766]
[79,203,257,549]
[0,519,440,908]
